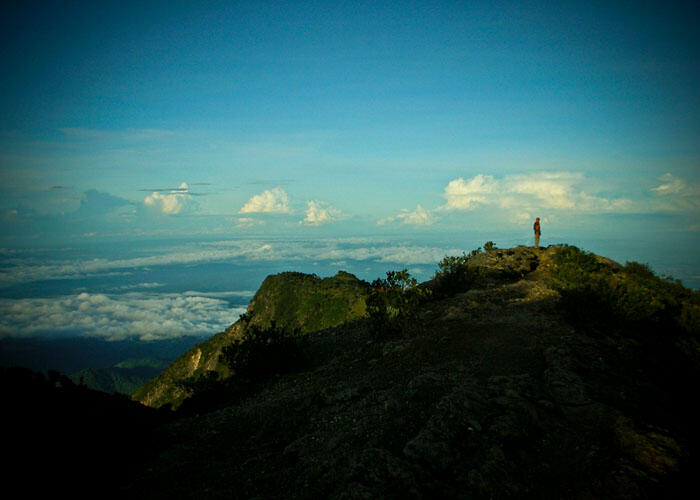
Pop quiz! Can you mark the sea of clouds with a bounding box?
[0,291,249,341]
[0,237,469,341]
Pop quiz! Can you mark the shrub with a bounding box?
[220,322,304,380]
[623,261,656,281]
[679,300,700,336]
[484,241,496,251]
[551,245,601,277]
[432,252,483,298]
[367,269,431,335]
[177,370,221,395]
[551,246,699,336]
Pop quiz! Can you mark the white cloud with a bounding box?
[0,239,466,284]
[301,200,341,226]
[378,204,438,226]
[0,291,246,341]
[505,173,579,210]
[144,182,192,214]
[239,187,291,214]
[514,212,531,225]
[440,172,634,215]
[0,240,280,284]
[441,175,497,210]
[112,282,165,291]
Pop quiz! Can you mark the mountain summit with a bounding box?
[126,244,699,498]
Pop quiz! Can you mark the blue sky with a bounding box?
[1,1,699,288]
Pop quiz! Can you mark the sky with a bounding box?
[1,1,699,346]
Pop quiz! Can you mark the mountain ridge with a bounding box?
[122,244,700,498]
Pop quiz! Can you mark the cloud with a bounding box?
[143,182,193,214]
[77,189,131,216]
[112,282,165,291]
[513,212,532,225]
[0,241,279,284]
[505,173,579,210]
[649,173,700,215]
[0,239,466,284]
[651,174,691,196]
[301,200,341,226]
[0,291,247,341]
[440,172,634,215]
[378,204,438,226]
[649,174,700,213]
[441,175,497,210]
[236,217,265,228]
[239,187,291,214]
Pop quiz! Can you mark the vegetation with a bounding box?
[123,245,700,499]
[71,358,169,394]
[431,250,484,299]
[16,246,700,498]
[133,271,370,410]
[551,244,700,336]
[248,271,370,333]
[171,322,307,415]
[220,322,305,379]
[367,269,431,335]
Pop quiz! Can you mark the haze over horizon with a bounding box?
[1,0,699,346]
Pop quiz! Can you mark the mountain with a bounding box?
[121,244,700,498]
[70,358,170,394]
[132,270,370,409]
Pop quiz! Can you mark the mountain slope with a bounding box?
[70,358,169,394]
[126,245,700,498]
[3,366,158,498]
[133,270,370,409]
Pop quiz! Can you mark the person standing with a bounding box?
[533,217,541,248]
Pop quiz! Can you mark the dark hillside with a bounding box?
[70,358,170,394]
[2,366,159,498]
[122,245,700,498]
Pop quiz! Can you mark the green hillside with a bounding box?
[132,270,370,409]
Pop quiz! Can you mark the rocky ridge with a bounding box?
[127,245,700,498]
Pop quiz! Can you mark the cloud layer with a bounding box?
[0,239,464,284]
[0,291,246,341]
[378,204,437,226]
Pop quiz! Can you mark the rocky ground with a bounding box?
[122,246,699,499]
